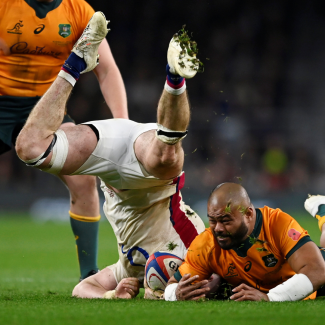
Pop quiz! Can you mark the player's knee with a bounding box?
[159,146,180,168]
[15,133,42,162]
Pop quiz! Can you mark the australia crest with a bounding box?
[262,254,278,267]
[58,24,71,38]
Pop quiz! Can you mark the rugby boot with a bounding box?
[167,26,203,78]
[304,194,325,231]
[72,11,109,74]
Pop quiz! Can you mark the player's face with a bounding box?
[208,208,249,250]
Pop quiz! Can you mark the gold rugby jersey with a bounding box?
[0,0,94,97]
[176,206,317,300]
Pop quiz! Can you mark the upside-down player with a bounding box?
[164,183,325,302]
[0,0,127,280]
[15,12,207,299]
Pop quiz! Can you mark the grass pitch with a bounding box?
[0,212,324,325]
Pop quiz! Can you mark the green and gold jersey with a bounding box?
[176,206,317,299]
[0,0,94,97]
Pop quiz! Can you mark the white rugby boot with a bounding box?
[304,194,325,231]
[72,11,109,74]
[167,27,202,78]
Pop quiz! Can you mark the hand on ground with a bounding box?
[115,277,139,299]
[230,283,269,301]
[175,274,210,301]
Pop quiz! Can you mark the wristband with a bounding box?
[164,283,178,301]
[267,273,313,301]
[102,290,116,299]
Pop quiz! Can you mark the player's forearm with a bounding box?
[72,281,108,299]
[298,264,325,291]
[97,65,128,119]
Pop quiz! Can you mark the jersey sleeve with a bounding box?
[270,209,311,259]
[177,231,214,282]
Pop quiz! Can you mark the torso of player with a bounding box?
[0,0,93,97]
[184,206,310,293]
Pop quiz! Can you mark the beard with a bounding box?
[213,220,249,250]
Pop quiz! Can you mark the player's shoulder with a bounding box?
[259,205,297,231]
[189,228,216,252]
[61,0,94,13]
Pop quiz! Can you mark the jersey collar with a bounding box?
[24,0,63,19]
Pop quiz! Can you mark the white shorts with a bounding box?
[107,234,188,286]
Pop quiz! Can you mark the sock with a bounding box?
[58,53,86,87]
[69,211,100,279]
[315,204,325,231]
[164,64,186,95]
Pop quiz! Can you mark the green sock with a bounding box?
[317,204,325,216]
[69,212,100,279]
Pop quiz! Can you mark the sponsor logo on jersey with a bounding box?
[10,42,62,58]
[224,263,238,278]
[7,20,24,34]
[58,24,71,38]
[288,228,301,241]
[262,254,278,267]
[34,24,45,34]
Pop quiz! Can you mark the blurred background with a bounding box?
[1,0,325,220]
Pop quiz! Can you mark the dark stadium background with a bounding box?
[1,0,325,219]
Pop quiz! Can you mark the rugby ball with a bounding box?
[145,252,183,291]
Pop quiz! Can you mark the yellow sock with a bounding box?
[315,215,325,231]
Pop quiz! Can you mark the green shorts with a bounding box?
[0,95,74,155]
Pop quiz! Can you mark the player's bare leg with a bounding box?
[16,12,109,279]
[304,195,325,246]
[135,27,202,180]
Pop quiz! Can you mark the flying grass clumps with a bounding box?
[173,25,204,73]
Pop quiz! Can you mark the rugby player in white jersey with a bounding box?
[16,12,206,299]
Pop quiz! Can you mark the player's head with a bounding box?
[207,182,255,250]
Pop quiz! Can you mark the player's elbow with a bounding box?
[72,282,83,298]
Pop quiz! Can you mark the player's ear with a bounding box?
[245,207,254,221]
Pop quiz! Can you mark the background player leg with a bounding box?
[304,196,325,247]
[60,174,100,279]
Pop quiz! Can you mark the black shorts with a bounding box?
[0,95,74,155]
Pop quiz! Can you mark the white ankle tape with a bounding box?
[164,81,186,95]
[58,70,77,87]
[156,124,188,145]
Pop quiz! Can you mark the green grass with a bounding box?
[0,212,324,325]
